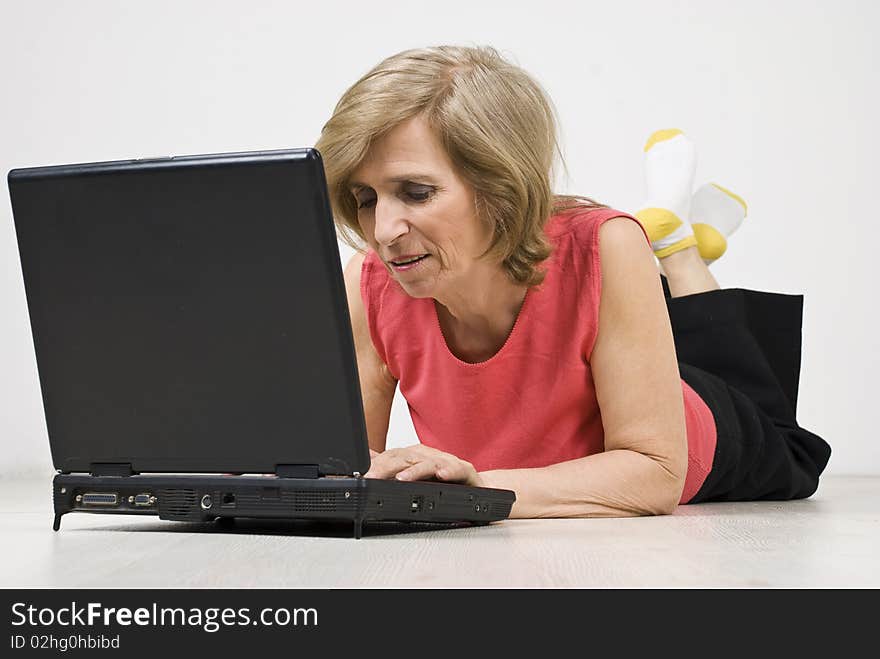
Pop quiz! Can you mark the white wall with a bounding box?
[1,0,876,478]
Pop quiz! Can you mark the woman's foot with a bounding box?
[690,183,748,264]
[635,128,698,259]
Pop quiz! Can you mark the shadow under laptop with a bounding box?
[78,517,493,539]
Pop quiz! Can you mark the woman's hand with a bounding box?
[366,445,484,487]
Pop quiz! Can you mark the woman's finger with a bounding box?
[395,460,445,482]
[364,445,477,484]
[437,460,481,486]
[365,451,418,479]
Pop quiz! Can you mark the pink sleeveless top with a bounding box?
[360,208,716,504]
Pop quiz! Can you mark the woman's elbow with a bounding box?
[648,455,687,516]
[639,484,682,516]
[651,485,683,516]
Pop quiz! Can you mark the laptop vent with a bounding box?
[158,488,198,519]
[292,491,343,513]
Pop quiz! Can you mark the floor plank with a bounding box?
[1,475,876,587]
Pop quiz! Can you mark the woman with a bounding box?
[314,45,831,518]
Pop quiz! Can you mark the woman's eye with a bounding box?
[407,189,432,202]
[356,188,433,209]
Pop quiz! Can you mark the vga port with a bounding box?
[134,493,153,506]
[81,492,118,506]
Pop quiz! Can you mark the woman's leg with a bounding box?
[659,245,720,297]
[658,273,833,501]
[683,362,831,503]
[657,250,802,421]
[663,285,832,501]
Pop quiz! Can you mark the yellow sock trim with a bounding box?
[644,128,683,152]
[692,223,728,261]
[635,207,684,243]
[711,183,748,215]
[654,235,698,259]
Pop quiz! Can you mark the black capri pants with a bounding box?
[660,277,832,503]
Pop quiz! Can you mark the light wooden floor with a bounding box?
[1,475,877,588]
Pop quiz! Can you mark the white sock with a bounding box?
[634,129,698,258]
[690,182,748,263]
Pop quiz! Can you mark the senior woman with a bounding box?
[314,45,831,518]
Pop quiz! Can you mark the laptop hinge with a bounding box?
[275,464,320,479]
[89,462,135,477]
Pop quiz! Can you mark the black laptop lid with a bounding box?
[8,148,370,476]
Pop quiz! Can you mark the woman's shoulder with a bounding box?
[545,206,639,247]
[541,207,647,300]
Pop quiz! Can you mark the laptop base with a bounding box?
[52,473,516,539]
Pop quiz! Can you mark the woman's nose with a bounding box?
[372,196,410,246]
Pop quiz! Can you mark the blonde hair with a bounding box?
[315,44,606,286]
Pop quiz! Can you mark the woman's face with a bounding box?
[349,114,494,299]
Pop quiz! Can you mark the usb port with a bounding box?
[410,496,423,513]
[81,492,118,506]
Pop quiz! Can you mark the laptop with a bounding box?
[7,148,515,538]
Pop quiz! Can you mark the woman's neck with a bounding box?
[433,263,528,358]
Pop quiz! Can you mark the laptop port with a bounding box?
[410,496,423,513]
[221,493,236,506]
[80,492,118,506]
[133,493,153,506]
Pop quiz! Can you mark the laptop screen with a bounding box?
[9,149,370,476]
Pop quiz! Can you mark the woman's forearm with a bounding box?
[479,449,685,518]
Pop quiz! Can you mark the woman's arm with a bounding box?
[480,217,688,517]
[343,251,398,454]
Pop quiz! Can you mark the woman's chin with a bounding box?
[396,279,436,299]
[387,258,440,298]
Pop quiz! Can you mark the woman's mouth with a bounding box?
[389,254,431,272]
